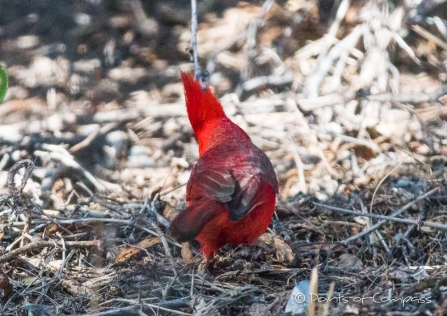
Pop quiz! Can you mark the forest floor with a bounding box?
[1,0,447,315]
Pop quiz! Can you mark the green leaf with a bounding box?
[0,65,8,104]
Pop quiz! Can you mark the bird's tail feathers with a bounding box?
[169,199,224,242]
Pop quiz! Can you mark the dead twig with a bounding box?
[315,187,441,244]
[366,87,447,103]
[305,24,364,98]
[241,74,294,92]
[35,145,105,191]
[412,24,447,51]
[69,125,100,153]
[69,122,118,153]
[52,217,181,248]
[116,299,192,315]
[189,0,206,88]
[7,159,34,200]
[0,239,100,264]
[66,305,141,316]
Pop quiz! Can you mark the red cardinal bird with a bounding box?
[169,73,278,261]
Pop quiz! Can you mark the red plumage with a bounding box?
[169,72,278,261]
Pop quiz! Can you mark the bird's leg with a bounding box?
[197,251,215,275]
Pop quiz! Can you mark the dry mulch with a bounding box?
[2,0,447,315]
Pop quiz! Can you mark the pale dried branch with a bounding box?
[0,239,100,264]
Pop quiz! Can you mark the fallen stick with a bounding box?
[366,88,447,103]
[412,25,447,51]
[35,148,105,192]
[65,305,140,316]
[0,240,100,264]
[241,74,294,92]
[52,217,181,248]
[314,187,441,244]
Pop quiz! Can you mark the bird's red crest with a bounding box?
[180,72,226,136]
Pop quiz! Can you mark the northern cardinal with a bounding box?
[169,73,278,261]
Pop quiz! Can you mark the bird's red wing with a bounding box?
[187,162,267,222]
[191,168,236,203]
